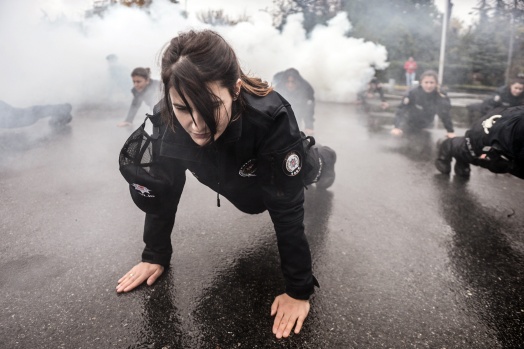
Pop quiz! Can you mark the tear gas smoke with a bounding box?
[0,0,388,107]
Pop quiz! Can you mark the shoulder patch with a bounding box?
[403,97,409,105]
[482,114,502,134]
[493,95,501,102]
[282,151,301,176]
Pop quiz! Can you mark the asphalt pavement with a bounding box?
[1,101,523,349]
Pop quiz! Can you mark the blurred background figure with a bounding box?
[404,56,417,88]
[117,67,161,127]
[466,77,524,125]
[273,68,315,136]
[106,54,131,98]
[391,70,454,139]
[356,77,389,112]
[0,100,72,129]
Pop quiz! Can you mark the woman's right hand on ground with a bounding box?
[390,127,403,137]
[116,262,164,293]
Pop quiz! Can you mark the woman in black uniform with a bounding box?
[391,70,455,138]
[117,67,161,127]
[116,29,337,339]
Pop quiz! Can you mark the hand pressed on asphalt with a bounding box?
[116,262,164,293]
[271,293,310,339]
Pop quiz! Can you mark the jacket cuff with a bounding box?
[285,276,320,300]
[141,249,171,267]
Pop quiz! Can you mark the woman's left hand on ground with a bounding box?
[116,262,164,293]
[271,293,310,339]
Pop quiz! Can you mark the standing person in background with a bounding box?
[466,77,524,125]
[117,67,161,127]
[404,56,417,88]
[273,68,315,136]
[391,70,455,138]
[117,29,338,339]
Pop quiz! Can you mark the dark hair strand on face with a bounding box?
[160,29,272,143]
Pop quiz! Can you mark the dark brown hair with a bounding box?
[131,67,151,80]
[160,29,272,138]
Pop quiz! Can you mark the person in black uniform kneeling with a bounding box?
[273,68,316,136]
[435,105,524,179]
[116,29,336,339]
[391,70,455,138]
[466,77,524,125]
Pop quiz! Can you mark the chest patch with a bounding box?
[283,151,301,176]
[239,158,258,177]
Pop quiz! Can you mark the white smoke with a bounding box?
[0,0,388,107]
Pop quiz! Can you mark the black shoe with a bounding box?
[316,146,337,190]
[435,138,451,174]
[454,160,471,178]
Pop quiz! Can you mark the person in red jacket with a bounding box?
[404,56,417,88]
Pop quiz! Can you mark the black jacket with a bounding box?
[274,80,315,130]
[466,105,524,179]
[480,85,524,114]
[141,90,318,300]
[394,86,454,133]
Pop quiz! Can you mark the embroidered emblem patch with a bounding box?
[482,114,501,134]
[283,151,301,176]
[132,183,155,198]
[239,159,258,177]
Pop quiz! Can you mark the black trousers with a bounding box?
[446,136,523,178]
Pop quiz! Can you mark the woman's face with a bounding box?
[132,76,149,92]
[169,80,241,146]
[420,76,437,93]
[285,76,297,91]
[510,82,524,97]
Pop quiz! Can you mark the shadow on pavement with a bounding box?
[432,175,524,348]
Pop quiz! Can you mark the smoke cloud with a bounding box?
[0,0,388,107]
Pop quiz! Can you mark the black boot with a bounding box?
[316,146,337,190]
[435,138,452,174]
[454,160,471,178]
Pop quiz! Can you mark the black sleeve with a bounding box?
[377,85,386,102]
[481,88,505,114]
[125,91,143,123]
[303,83,315,129]
[437,94,454,133]
[257,103,318,300]
[141,158,187,267]
[394,94,411,128]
